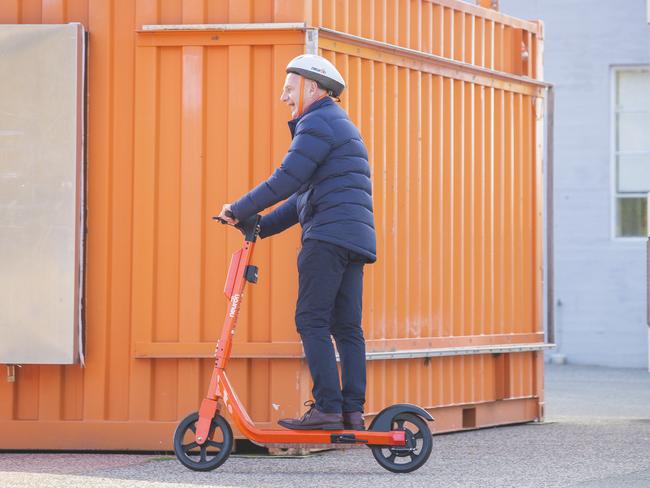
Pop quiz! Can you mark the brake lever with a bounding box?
[212,211,261,241]
[212,209,236,225]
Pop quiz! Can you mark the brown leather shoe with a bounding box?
[278,401,344,430]
[343,411,365,430]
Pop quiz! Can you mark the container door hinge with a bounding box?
[6,364,21,383]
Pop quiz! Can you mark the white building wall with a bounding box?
[500,0,650,367]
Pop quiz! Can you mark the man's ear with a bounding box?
[308,79,319,95]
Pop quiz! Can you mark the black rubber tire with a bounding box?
[173,411,233,472]
[370,412,433,473]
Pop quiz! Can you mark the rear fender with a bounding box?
[368,403,434,432]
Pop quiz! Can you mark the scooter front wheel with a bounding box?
[173,411,233,471]
[370,412,432,473]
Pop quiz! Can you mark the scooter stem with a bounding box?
[195,214,261,445]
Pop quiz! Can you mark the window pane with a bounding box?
[617,69,650,111]
[616,112,650,152]
[616,197,647,237]
[618,154,650,192]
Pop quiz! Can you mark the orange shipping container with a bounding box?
[0,0,550,450]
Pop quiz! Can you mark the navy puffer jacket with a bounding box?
[230,97,376,263]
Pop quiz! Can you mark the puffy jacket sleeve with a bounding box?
[258,193,299,239]
[230,115,334,221]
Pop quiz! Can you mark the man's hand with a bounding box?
[218,204,239,225]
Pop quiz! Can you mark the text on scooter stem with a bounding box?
[229,294,241,318]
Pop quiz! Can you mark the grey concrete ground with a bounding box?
[2,363,650,487]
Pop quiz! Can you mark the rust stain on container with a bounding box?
[0,0,547,449]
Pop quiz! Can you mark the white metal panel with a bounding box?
[0,23,86,364]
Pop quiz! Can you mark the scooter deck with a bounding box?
[215,370,407,447]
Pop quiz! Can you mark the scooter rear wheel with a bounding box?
[173,411,233,471]
[370,412,432,473]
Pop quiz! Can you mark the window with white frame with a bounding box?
[613,67,650,238]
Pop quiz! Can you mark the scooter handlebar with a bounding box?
[212,212,261,242]
[212,209,235,225]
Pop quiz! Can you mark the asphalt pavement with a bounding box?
[1,363,650,488]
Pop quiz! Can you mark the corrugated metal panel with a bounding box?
[318,27,544,345]
[309,0,540,76]
[128,27,309,428]
[0,0,547,449]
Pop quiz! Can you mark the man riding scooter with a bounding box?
[218,54,375,431]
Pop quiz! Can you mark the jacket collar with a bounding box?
[288,96,334,137]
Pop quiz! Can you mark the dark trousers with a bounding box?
[295,239,366,414]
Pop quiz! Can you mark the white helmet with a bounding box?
[286,54,346,97]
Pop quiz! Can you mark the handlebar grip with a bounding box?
[212,209,236,224]
[211,213,261,242]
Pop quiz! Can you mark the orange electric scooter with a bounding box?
[173,212,434,473]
